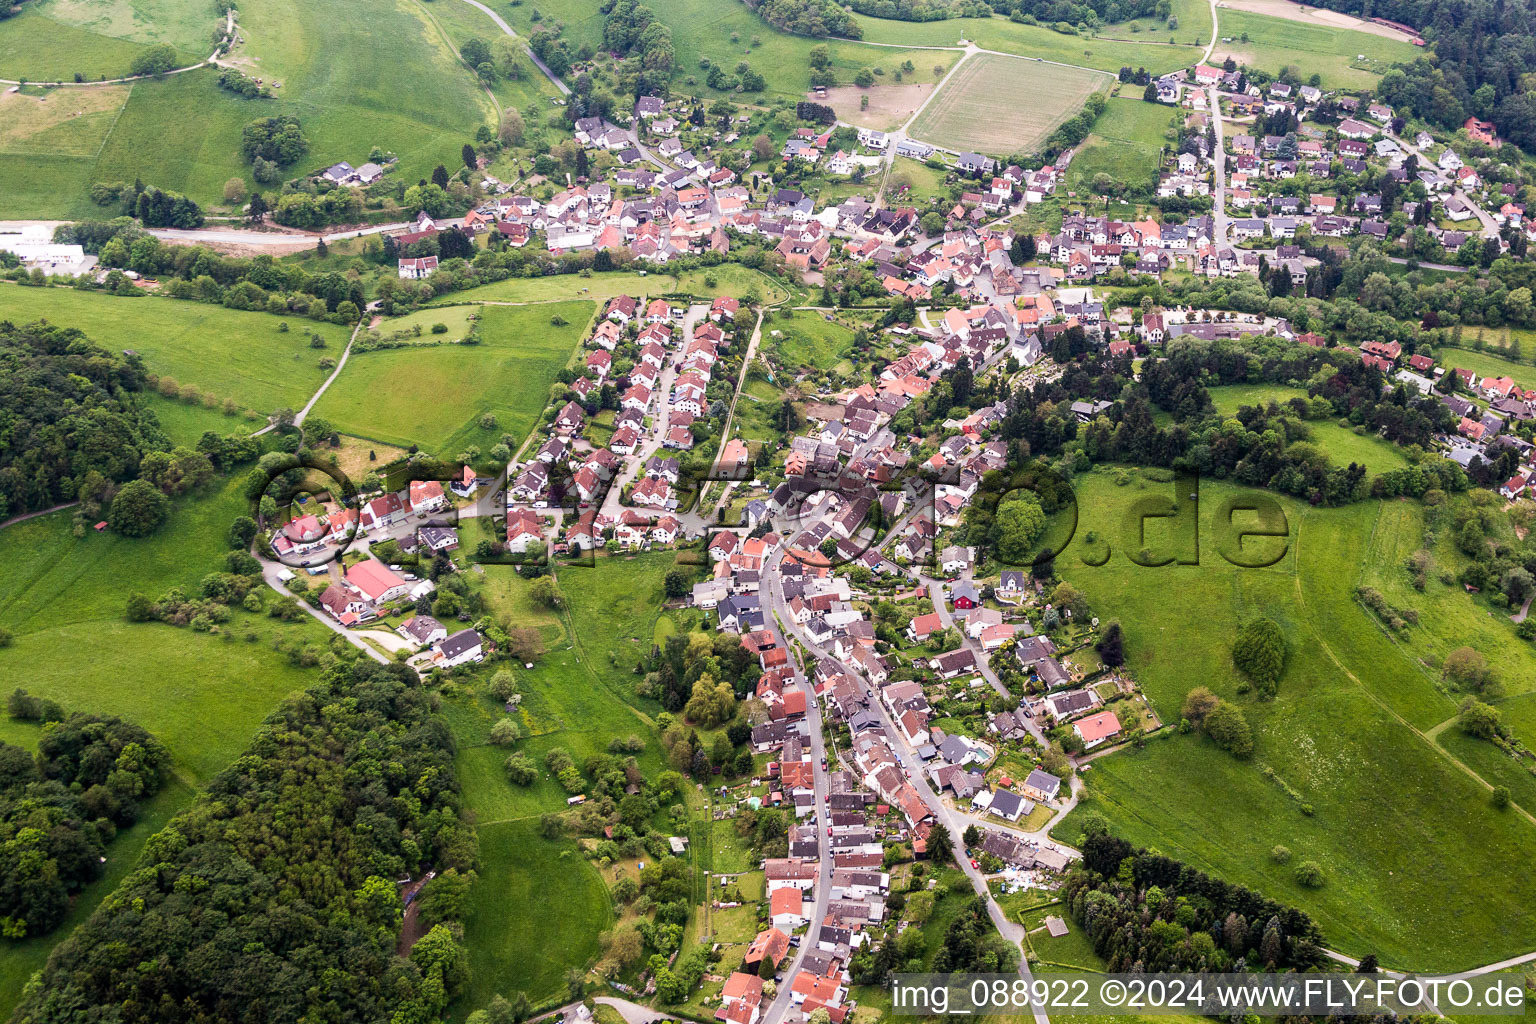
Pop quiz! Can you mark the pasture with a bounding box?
[663,0,959,99]
[0,3,202,81]
[314,299,591,453]
[0,285,344,414]
[5,0,493,213]
[0,477,328,785]
[1435,345,1535,387]
[1065,95,1175,191]
[459,820,613,1009]
[850,12,1205,75]
[907,54,1106,156]
[439,265,790,306]
[0,86,132,218]
[1053,469,1536,971]
[1210,8,1419,88]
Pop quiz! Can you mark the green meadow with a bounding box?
[850,11,1205,75]
[1055,469,1536,972]
[314,299,591,453]
[1210,9,1419,89]
[1206,384,1411,474]
[1066,95,1177,191]
[0,285,344,414]
[438,265,789,307]
[2,0,493,213]
[762,309,857,372]
[0,2,204,81]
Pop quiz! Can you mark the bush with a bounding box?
[1269,844,1292,864]
[1293,860,1325,887]
[1491,785,1511,809]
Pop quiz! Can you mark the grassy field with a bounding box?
[908,54,1106,156]
[1210,8,1419,88]
[0,476,329,783]
[142,392,265,444]
[1435,345,1534,388]
[440,265,790,306]
[3,0,493,214]
[316,300,591,454]
[1021,904,1106,970]
[0,3,203,80]
[762,309,856,372]
[663,0,962,99]
[0,285,344,414]
[851,11,1205,74]
[1052,469,1536,972]
[1065,95,1175,191]
[459,820,613,1010]
[1206,384,1410,474]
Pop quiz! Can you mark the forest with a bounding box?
[12,659,478,1024]
[751,0,864,38]
[0,319,164,519]
[0,701,170,940]
[1064,832,1328,971]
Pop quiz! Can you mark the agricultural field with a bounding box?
[314,299,592,454]
[440,265,790,307]
[663,0,960,100]
[1053,469,1536,971]
[908,54,1107,157]
[850,11,1206,75]
[2,0,493,214]
[1065,95,1176,191]
[0,285,346,414]
[1210,8,1420,88]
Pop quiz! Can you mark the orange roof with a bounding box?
[791,972,841,1002]
[722,972,764,1002]
[770,888,804,917]
[747,927,791,965]
[1075,710,1122,743]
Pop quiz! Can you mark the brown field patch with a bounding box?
[331,435,409,480]
[0,86,128,155]
[908,53,1106,156]
[813,83,936,133]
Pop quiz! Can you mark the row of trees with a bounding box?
[15,659,478,1023]
[0,701,171,939]
[1067,831,1327,971]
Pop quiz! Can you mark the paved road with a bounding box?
[447,0,570,95]
[758,552,1064,1024]
[1208,84,1229,246]
[757,560,837,1024]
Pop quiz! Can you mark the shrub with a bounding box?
[1270,844,1292,864]
[1293,860,1324,887]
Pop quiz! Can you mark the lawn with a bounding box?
[1021,904,1106,970]
[316,299,591,454]
[1065,95,1176,192]
[1050,469,1536,971]
[0,284,344,414]
[439,265,790,307]
[908,53,1107,157]
[1435,344,1535,388]
[459,820,614,1011]
[850,11,1206,75]
[761,310,856,372]
[885,157,954,205]
[0,476,330,785]
[1210,8,1419,89]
